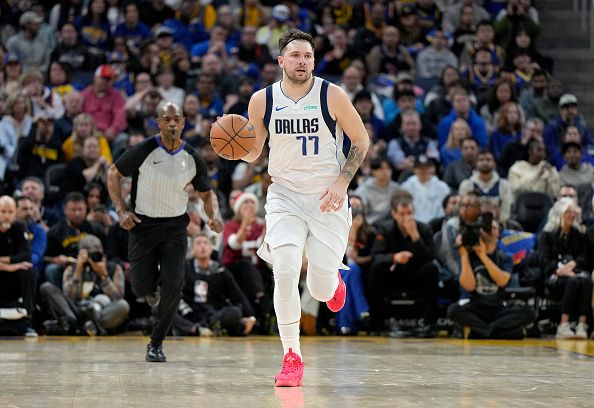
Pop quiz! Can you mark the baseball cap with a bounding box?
[94,64,116,79]
[272,5,290,22]
[415,154,434,167]
[154,25,173,38]
[559,93,578,108]
[394,71,414,84]
[4,54,19,64]
[19,11,43,25]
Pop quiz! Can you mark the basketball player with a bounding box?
[107,102,223,362]
[244,30,369,386]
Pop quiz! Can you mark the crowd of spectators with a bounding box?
[0,0,593,341]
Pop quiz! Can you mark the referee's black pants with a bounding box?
[129,213,188,345]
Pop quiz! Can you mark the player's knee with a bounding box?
[272,244,301,300]
[307,264,337,302]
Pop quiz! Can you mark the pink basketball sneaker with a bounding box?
[326,271,346,312]
[274,348,304,387]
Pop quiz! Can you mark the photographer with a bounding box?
[40,235,129,335]
[448,218,536,339]
[540,198,592,339]
[369,194,439,337]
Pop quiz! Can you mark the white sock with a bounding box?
[278,321,301,359]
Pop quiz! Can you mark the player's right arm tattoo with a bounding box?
[339,143,367,184]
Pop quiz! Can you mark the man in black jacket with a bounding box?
[369,194,439,337]
[173,233,256,336]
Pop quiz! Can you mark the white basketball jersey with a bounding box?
[263,76,348,194]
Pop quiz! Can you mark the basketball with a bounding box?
[210,114,256,160]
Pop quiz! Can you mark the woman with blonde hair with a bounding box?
[489,101,524,160]
[539,198,592,339]
[440,118,472,167]
[61,113,112,162]
[0,91,32,184]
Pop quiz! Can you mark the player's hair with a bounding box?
[278,29,314,55]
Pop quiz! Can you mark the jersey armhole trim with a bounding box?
[263,85,273,133]
[320,80,336,140]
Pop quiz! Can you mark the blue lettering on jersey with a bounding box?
[274,118,319,135]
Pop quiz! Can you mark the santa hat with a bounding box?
[232,191,259,214]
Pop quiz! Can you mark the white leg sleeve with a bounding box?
[306,262,339,302]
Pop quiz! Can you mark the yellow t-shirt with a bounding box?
[62,135,113,163]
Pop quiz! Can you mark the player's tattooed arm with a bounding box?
[339,144,366,184]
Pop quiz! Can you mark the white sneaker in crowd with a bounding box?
[556,322,575,339]
[575,323,588,340]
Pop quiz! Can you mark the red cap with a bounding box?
[94,64,116,79]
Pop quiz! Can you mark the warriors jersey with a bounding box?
[263,76,348,194]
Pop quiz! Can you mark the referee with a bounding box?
[107,101,223,362]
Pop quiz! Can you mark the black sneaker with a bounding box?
[146,286,161,307]
[146,343,166,362]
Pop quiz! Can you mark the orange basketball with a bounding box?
[210,114,256,160]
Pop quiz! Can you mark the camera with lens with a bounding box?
[89,251,103,262]
[460,212,493,247]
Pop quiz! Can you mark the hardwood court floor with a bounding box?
[1,336,594,408]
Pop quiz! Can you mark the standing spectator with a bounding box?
[498,117,544,177]
[0,92,33,187]
[443,0,490,34]
[543,94,593,158]
[443,136,479,189]
[5,11,53,72]
[43,192,104,288]
[489,101,523,160]
[559,142,594,188]
[539,198,592,339]
[448,219,536,338]
[459,150,513,223]
[508,138,560,199]
[113,3,152,57]
[416,28,458,80]
[366,25,414,77]
[16,114,64,181]
[354,158,400,225]
[15,196,46,273]
[437,89,488,148]
[74,0,112,56]
[81,64,127,142]
[369,194,439,337]
[61,113,112,163]
[174,233,256,337]
[0,196,35,333]
[401,155,451,224]
[50,23,95,88]
[440,118,472,167]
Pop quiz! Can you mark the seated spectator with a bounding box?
[461,47,500,107]
[353,90,384,143]
[84,182,113,236]
[354,3,386,52]
[113,3,152,57]
[489,101,524,160]
[440,118,472,167]
[415,0,442,32]
[424,67,461,124]
[156,65,185,108]
[48,61,74,99]
[494,0,541,50]
[369,194,439,337]
[54,91,84,142]
[543,94,593,158]
[222,192,267,311]
[3,54,23,94]
[440,191,482,282]
[244,168,272,219]
[508,138,560,200]
[437,89,488,148]
[20,69,65,121]
[402,155,450,223]
[199,142,232,200]
[416,28,458,80]
[382,72,425,126]
[479,78,517,135]
[173,233,256,337]
[0,196,36,332]
[6,11,53,72]
[61,136,109,197]
[126,89,163,138]
[74,0,112,56]
[62,113,112,163]
[109,52,134,97]
[236,25,273,68]
[429,193,460,234]
[551,126,594,170]
[354,157,400,225]
[43,192,104,288]
[533,78,563,123]
[19,176,62,227]
[383,89,434,141]
[40,234,129,335]
[338,195,373,335]
[181,94,203,141]
[256,5,291,57]
[539,198,592,339]
[139,0,175,30]
[81,65,127,142]
[559,142,594,188]
[50,23,96,88]
[316,27,363,77]
[443,136,479,190]
[459,150,513,223]
[519,69,549,119]
[504,49,537,93]
[193,73,224,118]
[443,1,490,35]
[397,4,428,58]
[16,113,64,182]
[448,219,536,338]
[451,5,476,58]
[366,25,414,78]
[15,196,47,273]
[498,117,544,177]
[386,110,439,173]
[232,145,268,192]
